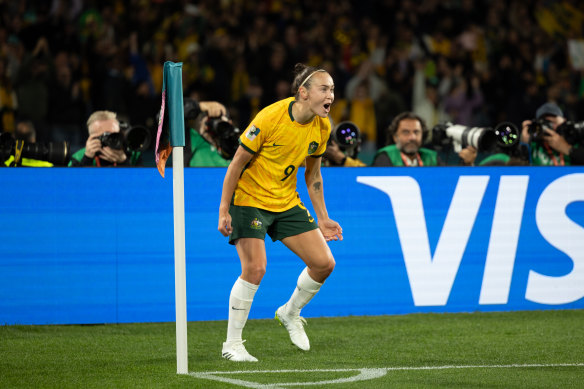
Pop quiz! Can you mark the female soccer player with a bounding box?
[217,63,343,362]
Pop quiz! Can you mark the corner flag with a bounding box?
[154,61,189,375]
[155,61,186,178]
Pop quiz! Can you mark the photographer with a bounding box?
[184,100,236,167]
[0,120,70,167]
[521,102,583,166]
[2,121,54,167]
[373,112,477,167]
[68,111,142,167]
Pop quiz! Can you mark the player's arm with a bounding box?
[218,146,254,236]
[305,156,343,242]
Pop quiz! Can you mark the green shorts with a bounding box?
[228,203,318,245]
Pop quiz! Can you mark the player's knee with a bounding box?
[243,263,266,284]
[323,257,336,276]
[313,255,335,278]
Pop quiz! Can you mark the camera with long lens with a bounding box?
[0,132,70,166]
[205,117,241,160]
[97,122,151,152]
[527,118,554,143]
[556,121,584,145]
[332,121,361,158]
[432,122,519,152]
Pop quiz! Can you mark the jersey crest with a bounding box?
[308,141,319,154]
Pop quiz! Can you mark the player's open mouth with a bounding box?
[324,103,331,111]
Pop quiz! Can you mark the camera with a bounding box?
[183,97,241,160]
[97,132,124,150]
[97,122,151,152]
[527,118,554,143]
[556,121,584,145]
[0,132,70,166]
[432,122,519,152]
[332,121,361,158]
[205,117,242,160]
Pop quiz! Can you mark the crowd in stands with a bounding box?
[1,0,583,166]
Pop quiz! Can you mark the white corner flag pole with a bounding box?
[172,147,188,374]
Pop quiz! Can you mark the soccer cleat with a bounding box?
[221,340,258,362]
[275,305,310,351]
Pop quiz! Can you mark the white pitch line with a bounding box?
[189,363,584,388]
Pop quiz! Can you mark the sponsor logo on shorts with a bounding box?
[250,218,263,229]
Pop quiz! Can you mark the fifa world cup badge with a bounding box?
[246,126,260,141]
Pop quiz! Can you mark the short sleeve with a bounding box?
[312,118,331,157]
[239,112,267,154]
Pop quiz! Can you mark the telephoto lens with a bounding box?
[493,122,519,148]
[333,121,360,152]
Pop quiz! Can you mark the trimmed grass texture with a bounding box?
[1,310,582,388]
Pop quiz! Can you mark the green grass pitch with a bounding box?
[1,310,582,388]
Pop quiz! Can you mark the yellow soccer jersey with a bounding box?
[235,97,330,212]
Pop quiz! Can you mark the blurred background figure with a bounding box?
[49,54,85,152]
[2,120,64,167]
[373,112,477,166]
[15,120,36,143]
[184,99,239,167]
[69,110,145,167]
[373,112,441,167]
[0,1,582,166]
[521,102,584,166]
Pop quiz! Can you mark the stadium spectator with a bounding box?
[1,1,583,165]
[0,57,18,134]
[217,63,342,362]
[411,59,450,133]
[443,75,484,126]
[13,37,52,143]
[68,110,142,167]
[372,111,477,166]
[521,102,583,166]
[48,54,85,152]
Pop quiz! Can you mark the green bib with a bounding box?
[188,129,230,167]
[375,144,438,166]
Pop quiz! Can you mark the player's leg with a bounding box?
[228,238,266,343]
[223,204,272,362]
[281,229,334,315]
[272,205,335,350]
[222,237,266,362]
[281,228,335,283]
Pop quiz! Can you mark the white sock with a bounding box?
[226,277,259,343]
[284,267,323,317]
